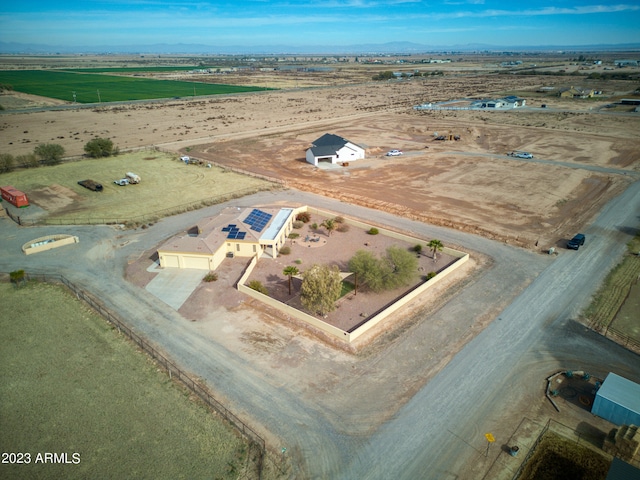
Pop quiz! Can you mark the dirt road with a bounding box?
[1,183,639,478]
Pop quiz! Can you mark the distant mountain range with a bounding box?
[1,41,640,56]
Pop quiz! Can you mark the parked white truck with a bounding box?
[126,172,141,184]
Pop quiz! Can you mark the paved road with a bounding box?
[1,182,639,479]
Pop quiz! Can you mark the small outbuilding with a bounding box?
[305,133,365,166]
[592,372,640,426]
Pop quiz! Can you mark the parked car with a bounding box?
[113,178,129,186]
[386,149,403,156]
[509,151,534,159]
[567,233,586,250]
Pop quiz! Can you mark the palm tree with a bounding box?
[283,265,299,295]
[427,239,444,262]
[321,218,336,236]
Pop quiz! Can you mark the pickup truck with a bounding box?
[567,233,586,250]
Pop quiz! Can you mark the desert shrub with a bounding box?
[296,211,311,223]
[84,137,115,158]
[17,153,40,168]
[334,216,344,223]
[294,259,302,264]
[0,153,15,173]
[288,232,300,239]
[367,227,379,235]
[34,143,65,165]
[292,220,304,229]
[203,272,218,282]
[414,244,423,253]
[248,280,268,295]
[337,223,350,233]
[310,222,318,230]
[10,269,26,286]
[279,246,291,255]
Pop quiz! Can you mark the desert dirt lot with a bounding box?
[2,72,638,251]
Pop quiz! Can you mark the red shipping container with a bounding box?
[0,185,29,208]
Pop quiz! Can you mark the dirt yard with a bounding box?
[2,71,638,250]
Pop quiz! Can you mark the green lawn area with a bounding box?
[0,70,270,103]
[1,151,275,224]
[0,281,253,479]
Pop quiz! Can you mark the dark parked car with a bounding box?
[567,233,586,250]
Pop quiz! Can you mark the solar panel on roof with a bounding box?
[237,232,246,239]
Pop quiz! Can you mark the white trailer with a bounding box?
[126,172,141,184]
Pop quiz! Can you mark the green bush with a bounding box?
[279,246,291,255]
[288,232,300,239]
[0,153,15,173]
[367,227,379,235]
[17,153,40,169]
[414,244,423,253]
[202,272,218,282]
[248,280,268,295]
[34,143,65,165]
[425,272,437,280]
[294,259,302,264]
[85,137,115,158]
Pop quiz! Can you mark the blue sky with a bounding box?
[1,1,639,49]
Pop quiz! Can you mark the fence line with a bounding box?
[14,271,265,476]
[509,419,551,480]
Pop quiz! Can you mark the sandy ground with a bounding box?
[2,73,638,252]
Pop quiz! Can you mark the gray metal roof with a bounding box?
[308,133,349,157]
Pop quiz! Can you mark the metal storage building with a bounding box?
[592,372,640,426]
[606,457,640,480]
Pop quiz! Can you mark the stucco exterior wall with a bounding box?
[22,235,79,255]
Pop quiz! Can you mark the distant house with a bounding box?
[305,133,365,166]
[559,86,595,98]
[500,95,526,108]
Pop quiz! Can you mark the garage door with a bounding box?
[183,256,210,270]
[162,255,180,268]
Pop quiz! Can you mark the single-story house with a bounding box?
[158,206,299,270]
[500,95,526,107]
[305,133,365,166]
[559,86,595,98]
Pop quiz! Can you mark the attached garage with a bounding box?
[161,254,180,268]
[182,256,210,270]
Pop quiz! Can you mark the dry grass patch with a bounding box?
[0,281,256,479]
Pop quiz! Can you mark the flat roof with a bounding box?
[262,208,293,241]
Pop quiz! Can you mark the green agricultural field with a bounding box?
[61,66,216,73]
[2,151,276,224]
[0,281,254,479]
[0,70,270,103]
